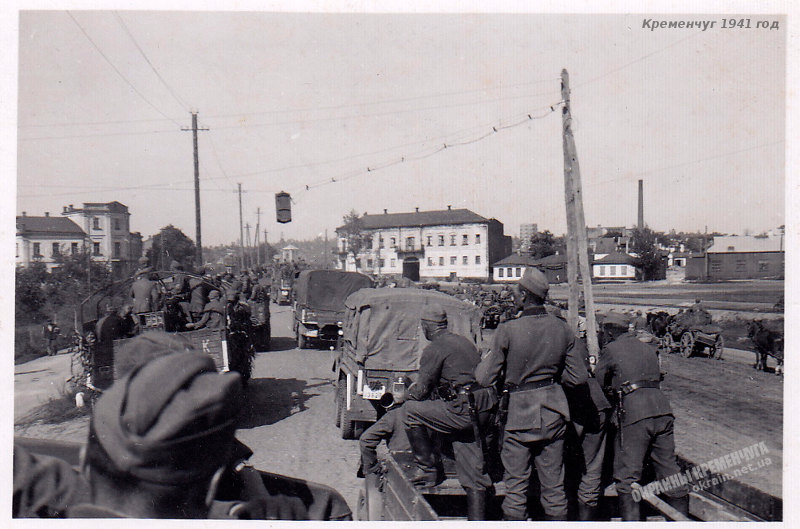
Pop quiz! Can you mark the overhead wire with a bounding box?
[65,11,182,128]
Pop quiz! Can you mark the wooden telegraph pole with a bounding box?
[181,111,208,268]
[238,183,245,270]
[561,69,600,360]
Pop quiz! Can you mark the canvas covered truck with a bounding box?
[293,269,373,349]
[332,288,483,440]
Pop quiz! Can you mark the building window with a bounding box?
[758,260,769,272]
[379,236,384,248]
[498,268,504,278]
[406,237,415,250]
[379,258,385,268]
[427,236,432,247]
[735,259,746,272]
[475,255,481,265]
[71,242,79,255]
[390,237,396,248]
[93,242,101,256]
[438,235,445,246]
[439,257,444,266]
[52,242,60,256]
[427,257,433,266]
[92,217,100,230]
[462,234,469,245]
[516,267,522,277]
[450,256,457,265]
[450,234,456,246]
[367,258,373,268]
[475,234,481,244]
[620,266,627,276]
[462,256,468,265]
[33,242,41,257]
[610,266,616,276]
[114,218,121,231]
[391,258,396,267]
[114,242,121,258]
[727,246,736,252]
[710,259,722,273]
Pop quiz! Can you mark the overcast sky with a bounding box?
[14,10,786,245]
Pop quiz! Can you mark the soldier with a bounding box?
[595,313,689,521]
[131,271,159,315]
[42,320,60,356]
[475,267,587,521]
[188,275,209,322]
[186,290,226,330]
[403,305,495,520]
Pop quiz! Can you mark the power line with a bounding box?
[65,11,182,127]
[19,127,181,141]
[113,11,191,112]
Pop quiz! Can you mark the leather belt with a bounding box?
[506,378,555,393]
[620,379,660,395]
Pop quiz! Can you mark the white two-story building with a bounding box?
[16,213,88,271]
[336,207,511,281]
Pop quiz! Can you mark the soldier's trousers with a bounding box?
[574,410,609,507]
[404,398,491,492]
[501,409,568,520]
[615,414,688,498]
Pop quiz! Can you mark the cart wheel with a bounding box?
[663,333,675,353]
[680,333,695,358]
[712,335,724,360]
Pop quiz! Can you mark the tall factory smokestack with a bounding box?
[637,179,644,229]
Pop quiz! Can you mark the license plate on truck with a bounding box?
[362,385,386,399]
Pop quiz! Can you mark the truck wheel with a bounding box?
[297,331,307,349]
[339,385,357,439]
[335,376,344,428]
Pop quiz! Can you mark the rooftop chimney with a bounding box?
[63,206,68,213]
[384,209,388,214]
[22,211,26,217]
[45,212,49,217]
[415,207,419,213]
[447,205,452,211]
[69,204,73,209]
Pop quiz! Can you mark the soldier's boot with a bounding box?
[664,494,690,518]
[464,488,487,521]
[406,426,443,488]
[618,492,640,521]
[577,501,599,521]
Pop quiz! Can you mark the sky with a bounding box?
[13,10,786,245]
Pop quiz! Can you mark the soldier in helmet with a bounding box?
[475,267,587,521]
[595,313,689,520]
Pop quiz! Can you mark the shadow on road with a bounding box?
[263,337,297,353]
[239,377,324,428]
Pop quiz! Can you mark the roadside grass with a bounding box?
[15,383,90,427]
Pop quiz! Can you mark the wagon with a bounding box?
[662,321,724,359]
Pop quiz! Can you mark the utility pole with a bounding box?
[264,230,268,264]
[254,207,261,266]
[324,229,329,269]
[238,183,245,270]
[181,111,209,267]
[561,69,600,360]
[244,223,252,268]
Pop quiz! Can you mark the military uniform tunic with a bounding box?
[476,304,588,520]
[404,330,492,492]
[595,333,687,498]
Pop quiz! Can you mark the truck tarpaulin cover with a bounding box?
[342,289,483,371]
[294,270,373,312]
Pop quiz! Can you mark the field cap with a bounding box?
[90,346,242,485]
[421,304,447,323]
[601,312,630,329]
[519,267,549,298]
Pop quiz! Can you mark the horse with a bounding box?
[747,320,784,375]
[646,311,672,338]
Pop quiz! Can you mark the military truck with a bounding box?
[293,269,373,349]
[332,288,483,439]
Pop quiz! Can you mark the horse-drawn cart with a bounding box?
[657,310,724,359]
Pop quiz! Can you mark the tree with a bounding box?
[15,263,48,324]
[339,210,369,264]
[630,227,665,281]
[527,230,565,259]
[147,225,196,271]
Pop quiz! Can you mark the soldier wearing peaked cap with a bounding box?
[475,267,588,520]
[403,304,496,520]
[595,314,689,521]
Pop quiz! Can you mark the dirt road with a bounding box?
[15,302,783,512]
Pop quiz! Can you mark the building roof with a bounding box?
[595,251,635,264]
[707,235,783,253]
[344,208,489,231]
[16,216,86,237]
[282,244,299,250]
[492,254,538,267]
[63,201,129,214]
